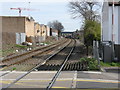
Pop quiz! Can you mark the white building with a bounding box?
[46,26,50,36]
[102,1,120,44]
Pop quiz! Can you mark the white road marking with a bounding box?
[82,71,102,74]
[31,71,57,73]
[77,78,119,82]
[71,71,77,88]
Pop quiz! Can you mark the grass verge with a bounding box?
[100,61,120,67]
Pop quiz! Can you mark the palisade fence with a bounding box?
[93,40,120,63]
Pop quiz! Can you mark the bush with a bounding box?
[87,58,99,70]
[80,58,99,70]
[12,67,16,71]
[80,58,87,62]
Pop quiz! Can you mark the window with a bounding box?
[37,30,40,33]
[43,31,45,33]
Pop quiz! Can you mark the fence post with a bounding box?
[96,41,100,69]
[93,41,100,69]
[93,40,96,58]
[111,41,115,62]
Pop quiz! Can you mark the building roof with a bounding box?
[0,16,26,18]
[34,22,39,25]
[0,16,35,21]
[40,24,44,27]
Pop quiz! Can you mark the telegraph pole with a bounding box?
[28,2,31,18]
[112,0,115,61]
[112,0,114,41]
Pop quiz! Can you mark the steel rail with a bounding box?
[0,71,11,77]
[2,39,67,63]
[2,39,72,89]
[0,39,69,71]
[46,39,76,90]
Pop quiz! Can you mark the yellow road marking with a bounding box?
[0,81,12,84]
[1,79,119,88]
[15,82,46,87]
[76,79,120,83]
[52,86,68,88]
[1,80,46,87]
[1,81,68,88]
[0,79,119,84]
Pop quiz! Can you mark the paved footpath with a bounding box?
[0,70,119,89]
[77,71,119,89]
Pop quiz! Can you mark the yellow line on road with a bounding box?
[0,81,12,84]
[1,80,119,89]
[1,81,46,88]
[76,79,120,83]
[52,86,68,88]
[1,81,68,88]
[0,79,119,84]
[15,82,46,87]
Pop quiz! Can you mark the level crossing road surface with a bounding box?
[0,71,119,89]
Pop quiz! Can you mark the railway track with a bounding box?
[37,39,88,71]
[46,39,75,89]
[2,39,74,89]
[37,39,75,70]
[1,39,67,63]
[1,39,89,89]
[0,39,70,71]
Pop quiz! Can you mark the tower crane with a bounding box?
[10,7,39,16]
[10,8,32,16]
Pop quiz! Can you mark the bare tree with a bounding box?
[47,20,64,35]
[68,0,101,21]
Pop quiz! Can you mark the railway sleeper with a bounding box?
[62,64,66,70]
[36,62,89,71]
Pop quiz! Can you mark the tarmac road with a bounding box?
[0,71,119,89]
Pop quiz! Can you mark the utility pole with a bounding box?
[112,0,114,41]
[112,0,115,61]
[28,2,31,18]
